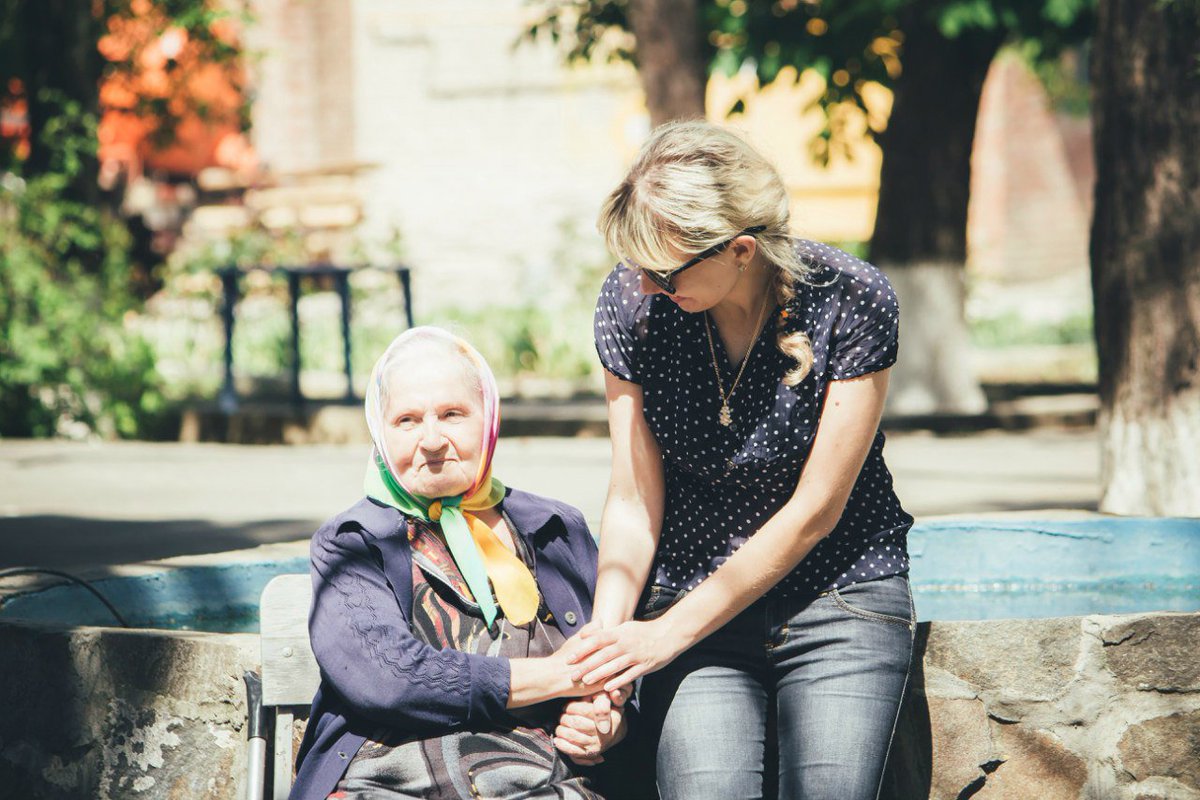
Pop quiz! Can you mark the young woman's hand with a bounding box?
[553,697,627,765]
[550,633,614,698]
[510,629,616,707]
[567,618,688,692]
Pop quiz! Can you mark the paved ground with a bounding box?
[0,428,1099,573]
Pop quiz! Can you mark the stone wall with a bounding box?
[3,612,1197,798]
[884,612,1200,800]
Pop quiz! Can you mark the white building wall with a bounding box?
[351,2,644,312]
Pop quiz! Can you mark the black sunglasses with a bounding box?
[635,226,767,294]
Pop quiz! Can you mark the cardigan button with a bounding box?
[564,611,578,625]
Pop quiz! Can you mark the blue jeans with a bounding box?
[637,574,916,800]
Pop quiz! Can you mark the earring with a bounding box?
[738,262,747,273]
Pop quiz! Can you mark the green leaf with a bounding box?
[937,0,1000,37]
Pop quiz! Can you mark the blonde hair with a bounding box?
[597,120,815,386]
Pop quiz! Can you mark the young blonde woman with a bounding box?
[567,120,917,800]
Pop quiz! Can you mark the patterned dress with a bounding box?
[328,515,603,800]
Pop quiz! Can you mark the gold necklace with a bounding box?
[703,289,771,428]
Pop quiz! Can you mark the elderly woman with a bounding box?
[290,327,629,800]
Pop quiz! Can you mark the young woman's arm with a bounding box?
[568,369,892,689]
[590,370,666,628]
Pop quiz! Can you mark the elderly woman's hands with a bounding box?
[553,692,629,765]
[547,622,635,766]
[548,621,641,765]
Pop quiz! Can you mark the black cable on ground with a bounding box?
[0,567,130,627]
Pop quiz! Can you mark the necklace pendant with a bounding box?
[718,403,733,427]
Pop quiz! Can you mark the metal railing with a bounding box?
[214,264,413,411]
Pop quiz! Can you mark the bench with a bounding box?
[245,574,318,800]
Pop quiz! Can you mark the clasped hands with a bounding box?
[551,618,683,765]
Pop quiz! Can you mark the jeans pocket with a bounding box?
[828,575,915,629]
[639,585,685,620]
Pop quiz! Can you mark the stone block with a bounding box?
[1101,614,1200,693]
[1118,710,1200,790]
[1126,775,1200,800]
[928,696,997,800]
[1131,790,1200,800]
[977,724,1088,799]
[924,618,1082,700]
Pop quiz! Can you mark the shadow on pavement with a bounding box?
[0,515,318,570]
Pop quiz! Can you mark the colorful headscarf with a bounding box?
[363,327,538,628]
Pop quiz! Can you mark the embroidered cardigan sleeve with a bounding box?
[308,520,512,733]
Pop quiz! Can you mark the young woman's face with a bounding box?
[381,359,484,499]
[637,236,758,312]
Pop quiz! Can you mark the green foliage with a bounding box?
[828,240,870,260]
[99,0,253,147]
[1013,41,1090,115]
[0,0,251,224]
[525,0,1095,159]
[149,214,620,401]
[414,218,612,393]
[171,226,309,274]
[0,0,254,435]
[969,309,1094,348]
[436,297,600,392]
[0,98,166,438]
[521,0,636,66]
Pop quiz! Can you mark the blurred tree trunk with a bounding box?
[1090,0,1200,515]
[17,0,105,208]
[872,9,1003,415]
[628,0,707,125]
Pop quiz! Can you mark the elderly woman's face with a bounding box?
[381,358,485,499]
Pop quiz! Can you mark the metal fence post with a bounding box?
[218,268,240,414]
[335,271,354,403]
[287,271,302,409]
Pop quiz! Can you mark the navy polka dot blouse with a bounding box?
[593,239,913,601]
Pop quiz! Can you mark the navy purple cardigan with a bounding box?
[289,488,609,800]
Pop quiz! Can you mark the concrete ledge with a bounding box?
[0,622,258,800]
[0,543,314,639]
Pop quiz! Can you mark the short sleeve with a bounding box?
[593,265,649,384]
[828,261,900,380]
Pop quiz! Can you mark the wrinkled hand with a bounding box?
[567,618,685,693]
[553,696,627,766]
[577,680,633,740]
